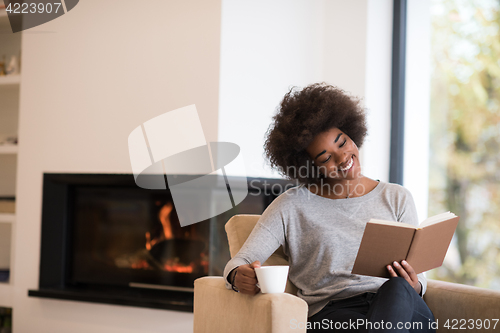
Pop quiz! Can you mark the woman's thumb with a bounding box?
[251,260,261,268]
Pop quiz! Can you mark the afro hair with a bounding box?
[264,82,368,186]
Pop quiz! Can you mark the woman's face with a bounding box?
[306,127,361,181]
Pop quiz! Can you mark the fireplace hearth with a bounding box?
[28,173,295,312]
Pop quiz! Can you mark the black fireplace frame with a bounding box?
[28,173,296,312]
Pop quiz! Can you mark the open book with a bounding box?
[351,212,460,278]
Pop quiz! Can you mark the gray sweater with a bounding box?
[223,180,427,318]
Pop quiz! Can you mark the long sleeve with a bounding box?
[222,197,287,290]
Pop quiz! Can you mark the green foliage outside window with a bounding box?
[429,0,500,289]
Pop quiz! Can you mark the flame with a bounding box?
[159,202,174,240]
[164,259,195,273]
[137,202,204,274]
[145,202,174,250]
[131,260,150,269]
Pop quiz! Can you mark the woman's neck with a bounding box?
[313,176,377,199]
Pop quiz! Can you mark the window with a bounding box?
[405,0,500,289]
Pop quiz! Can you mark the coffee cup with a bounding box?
[254,265,289,293]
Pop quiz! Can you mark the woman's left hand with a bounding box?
[386,260,421,295]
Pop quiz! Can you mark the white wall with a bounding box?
[219,0,390,180]
[404,0,431,220]
[219,0,394,185]
[219,0,325,179]
[14,0,221,332]
[362,0,394,182]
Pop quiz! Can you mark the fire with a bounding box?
[137,202,203,274]
[158,202,174,240]
[116,201,207,274]
[164,258,195,273]
[131,260,150,269]
[145,202,175,250]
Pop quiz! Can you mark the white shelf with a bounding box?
[0,145,18,154]
[0,214,15,224]
[0,8,18,311]
[0,75,21,86]
[0,282,13,308]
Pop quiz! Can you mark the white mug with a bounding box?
[254,265,289,293]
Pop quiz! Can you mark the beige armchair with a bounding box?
[194,214,500,333]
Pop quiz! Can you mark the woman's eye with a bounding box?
[340,139,347,148]
[321,156,331,164]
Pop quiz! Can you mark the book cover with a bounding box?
[351,212,459,278]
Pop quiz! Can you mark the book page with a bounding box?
[420,212,456,228]
[369,219,416,229]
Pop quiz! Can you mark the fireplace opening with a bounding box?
[71,187,210,289]
[29,173,295,311]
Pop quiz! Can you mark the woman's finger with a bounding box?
[392,261,411,282]
[235,264,260,295]
[386,264,398,278]
[240,283,260,294]
[236,277,259,294]
[401,260,418,282]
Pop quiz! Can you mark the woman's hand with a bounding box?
[386,260,421,295]
[230,260,261,295]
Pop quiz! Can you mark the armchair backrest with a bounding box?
[225,214,298,295]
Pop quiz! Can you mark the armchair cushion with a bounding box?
[194,276,308,333]
[424,279,500,331]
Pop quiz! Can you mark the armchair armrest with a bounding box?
[194,276,308,333]
[424,279,500,332]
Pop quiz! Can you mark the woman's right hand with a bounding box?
[231,260,261,295]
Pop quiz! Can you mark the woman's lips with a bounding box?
[339,155,354,172]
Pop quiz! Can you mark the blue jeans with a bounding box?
[307,277,436,332]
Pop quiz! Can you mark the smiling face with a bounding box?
[306,127,361,182]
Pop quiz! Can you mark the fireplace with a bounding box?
[28,173,295,312]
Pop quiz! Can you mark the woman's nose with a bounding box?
[335,152,347,164]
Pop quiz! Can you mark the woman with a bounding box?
[223,83,436,332]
